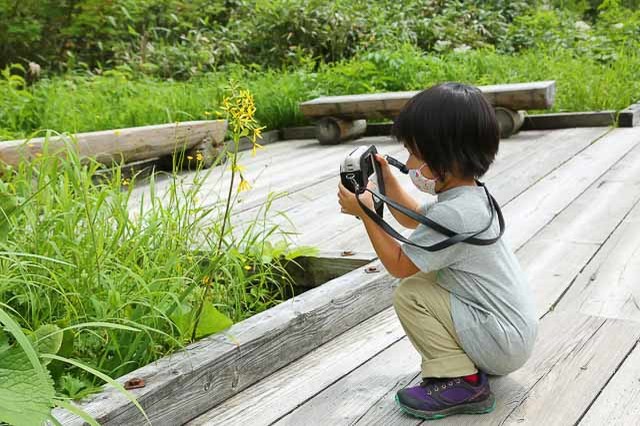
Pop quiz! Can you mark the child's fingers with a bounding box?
[373,153,389,166]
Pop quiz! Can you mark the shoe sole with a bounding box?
[394,393,496,420]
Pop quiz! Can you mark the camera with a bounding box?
[340,145,385,217]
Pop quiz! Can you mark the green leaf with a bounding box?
[195,303,233,339]
[31,324,63,365]
[0,310,56,426]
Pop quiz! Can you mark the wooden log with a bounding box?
[364,122,393,137]
[618,102,640,127]
[300,81,556,120]
[0,121,227,168]
[316,117,367,145]
[52,258,399,426]
[522,111,617,130]
[494,107,525,138]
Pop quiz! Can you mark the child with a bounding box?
[337,82,538,420]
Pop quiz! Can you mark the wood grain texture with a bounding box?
[502,127,640,250]
[0,120,227,168]
[353,313,640,426]
[522,111,617,130]
[578,342,640,426]
[300,81,556,119]
[554,196,640,322]
[52,259,399,425]
[186,308,407,426]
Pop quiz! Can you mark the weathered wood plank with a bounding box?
[300,81,556,119]
[578,342,640,425]
[281,126,315,140]
[619,102,640,127]
[0,120,227,168]
[282,313,640,426]
[522,111,617,130]
[554,196,640,322]
[186,308,407,426]
[502,127,640,250]
[52,259,399,425]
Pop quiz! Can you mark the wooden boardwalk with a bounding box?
[137,126,640,425]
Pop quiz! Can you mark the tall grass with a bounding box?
[2,46,639,141]
[0,125,309,396]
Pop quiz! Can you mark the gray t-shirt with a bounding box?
[401,185,538,375]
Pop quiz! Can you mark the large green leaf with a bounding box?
[0,334,56,426]
[31,324,63,366]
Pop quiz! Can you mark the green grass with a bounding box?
[0,134,313,397]
[2,46,639,141]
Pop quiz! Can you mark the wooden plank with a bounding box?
[554,197,640,322]
[300,81,556,119]
[502,127,640,250]
[52,258,399,425]
[578,342,640,425]
[0,120,227,168]
[186,308,408,426]
[280,313,640,426]
[276,337,419,426]
[619,102,640,127]
[522,111,616,130]
[517,140,640,316]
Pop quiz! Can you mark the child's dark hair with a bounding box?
[391,82,499,179]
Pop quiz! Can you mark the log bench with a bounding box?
[0,120,228,170]
[300,81,556,143]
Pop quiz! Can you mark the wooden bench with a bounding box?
[300,81,556,143]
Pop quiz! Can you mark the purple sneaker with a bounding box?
[395,372,496,420]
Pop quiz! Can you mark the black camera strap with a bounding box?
[353,181,505,252]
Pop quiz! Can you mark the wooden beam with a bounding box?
[316,117,367,145]
[0,121,227,168]
[618,102,640,127]
[281,126,316,140]
[52,259,399,425]
[300,81,556,120]
[522,111,617,130]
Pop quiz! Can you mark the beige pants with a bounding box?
[393,271,477,378]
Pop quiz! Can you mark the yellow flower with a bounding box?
[238,178,251,192]
[121,178,130,186]
[35,152,43,158]
[230,163,246,173]
[196,152,204,162]
[202,275,211,285]
[251,142,264,157]
[244,265,252,271]
[187,155,194,160]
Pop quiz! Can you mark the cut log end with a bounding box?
[495,107,526,139]
[316,118,367,145]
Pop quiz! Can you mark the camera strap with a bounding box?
[353,181,505,252]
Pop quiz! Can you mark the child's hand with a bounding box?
[338,181,375,217]
[373,153,394,181]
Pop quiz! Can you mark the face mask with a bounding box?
[409,164,438,195]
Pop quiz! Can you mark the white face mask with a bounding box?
[409,164,438,195]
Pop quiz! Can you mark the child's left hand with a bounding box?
[338,181,375,217]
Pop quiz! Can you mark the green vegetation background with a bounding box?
[2,0,640,141]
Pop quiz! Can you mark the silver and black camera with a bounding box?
[340,145,385,216]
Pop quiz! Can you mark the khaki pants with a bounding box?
[393,271,477,378]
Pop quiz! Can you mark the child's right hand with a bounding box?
[373,153,393,181]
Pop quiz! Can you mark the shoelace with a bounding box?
[420,378,463,396]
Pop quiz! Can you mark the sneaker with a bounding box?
[395,372,496,420]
